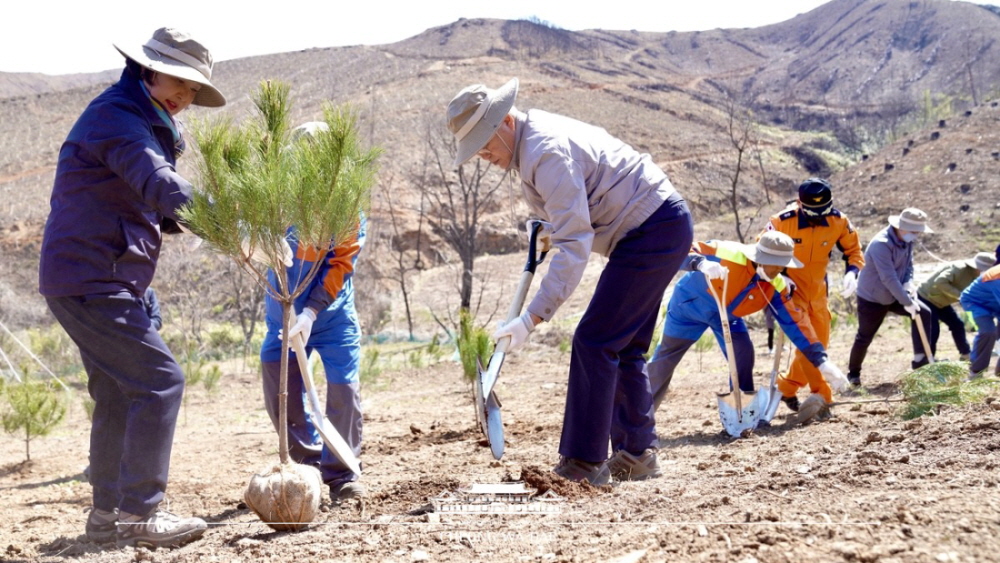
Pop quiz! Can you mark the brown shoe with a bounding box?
[330,481,366,503]
[607,448,662,481]
[553,457,610,486]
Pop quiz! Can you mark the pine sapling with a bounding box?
[180,80,379,530]
[1,377,66,461]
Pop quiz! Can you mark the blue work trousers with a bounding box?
[970,315,998,376]
[46,293,183,517]
[559,194,693,463]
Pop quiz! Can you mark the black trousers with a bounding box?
[848,296,933,377]
[921,297,971,356]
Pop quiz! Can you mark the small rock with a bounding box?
[697,524,709,536]
[410,424,422,435]
[412,549,430,561]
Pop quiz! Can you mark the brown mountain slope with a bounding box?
[831,100,1000,256]
[3,1,1000,329]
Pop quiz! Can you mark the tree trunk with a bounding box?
[278,302,292,465]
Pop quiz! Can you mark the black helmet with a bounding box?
[798,178,833,216]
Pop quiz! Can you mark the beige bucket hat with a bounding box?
[744,231,804,268]
[970,252,995,272]
[115,27,226,107]
[888,208,933,233]
[446,78,518,166]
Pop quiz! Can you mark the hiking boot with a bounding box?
[847,374,861,388]
[85,508,117,543]
[330,481,366,503]
[553,457,610,486]
[960,353,971,362]
[911,358,930,370]
[116,509,207,549]
[781,395,800,412]
[607,448,662,481]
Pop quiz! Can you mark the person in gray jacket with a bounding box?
[446,78,694,485]
[917,252,995,360]
[846,208,934,387]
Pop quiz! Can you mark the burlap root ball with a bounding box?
[244,461,323,531]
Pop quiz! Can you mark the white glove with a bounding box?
[903,298,929,317]
[525,219,553,250]
[902,280,918,300]
[818,361,849,393]
[281,308,317,345]
[493,311,535,353]
[240,236,294,268]
[840,271,858,298]
[697,259,726,280]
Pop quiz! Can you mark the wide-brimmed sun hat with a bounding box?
[970,252,995,272]
[446,78,518,166]
[888,208,933,233]
[115,27,226,107]
[744,231,804,268]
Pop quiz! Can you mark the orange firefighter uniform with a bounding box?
[765,205,864,402]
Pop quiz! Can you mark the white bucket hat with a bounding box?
[888,208,933,233]
[115,27,226,107]
[290,121,329,143]
[446,78,519,166]
[744,231,803,268]
[970,252,995,272]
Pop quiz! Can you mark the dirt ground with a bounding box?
[3,305,1000,563]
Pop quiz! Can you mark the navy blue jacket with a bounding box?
[39,66,192,298]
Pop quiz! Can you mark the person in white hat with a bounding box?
[38,28,225,549]
[647,232,849,417]
[446,78,694,485]
[258,122,368,505]
[916,252,995,361]
[847,208,935,386]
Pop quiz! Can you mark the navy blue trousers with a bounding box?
[559,194,693,463]
[970,315,998,375]
[46,293,184,517]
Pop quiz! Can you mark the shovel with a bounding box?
[290,334,362,477]
[912,307,935,365]
[761,326,786,423]
[475,220,551,459]
[705,271,764,437]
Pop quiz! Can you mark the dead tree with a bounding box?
[424,123,507,314]
[379,170,425,340]
[706,92,771,243]
[221,258,265,356]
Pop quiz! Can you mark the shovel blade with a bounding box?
[717,390,767,437]
[485,391,505,459]
[763,387,783,422]
[473,363,489,437]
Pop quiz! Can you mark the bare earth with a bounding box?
[3,312,1000,563]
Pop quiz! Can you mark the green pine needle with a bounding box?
[899,361,999,419]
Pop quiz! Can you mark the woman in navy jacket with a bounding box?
[38,28,225,549]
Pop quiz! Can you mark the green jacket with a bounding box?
[918,260,980,308]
